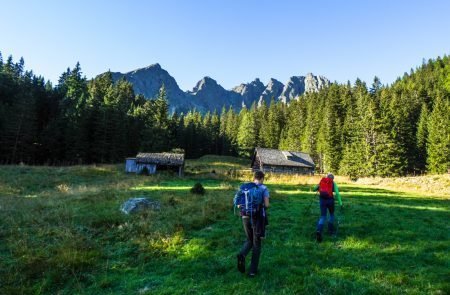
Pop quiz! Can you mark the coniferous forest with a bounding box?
[0,51,449,177]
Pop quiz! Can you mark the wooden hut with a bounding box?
[125,157,137,173]
[125,152,185,176]
[251,147,315,174]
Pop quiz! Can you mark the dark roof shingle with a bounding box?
[254,147,314,168]
[136,153,184,166]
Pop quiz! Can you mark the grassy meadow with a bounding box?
[0,157,449,294]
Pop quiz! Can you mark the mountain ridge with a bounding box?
[107,64,330,113]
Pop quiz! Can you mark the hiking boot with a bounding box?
[327,224,335,236]
[237,254,245,273]
[316,231,323,243]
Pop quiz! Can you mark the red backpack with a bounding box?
[319,177,334,198]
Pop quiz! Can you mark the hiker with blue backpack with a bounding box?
[313,173,342,243]
[234,171,270,277]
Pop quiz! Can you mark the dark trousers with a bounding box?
[239,216,261,273]
[317,197,335,233]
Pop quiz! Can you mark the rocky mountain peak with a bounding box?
[279,76,306,103]
[105,65,330,113]
[305,73,330,93]
[190,76,222,94]
[232,78,266,107]
[143,63,161,70]
[258,78,284,106]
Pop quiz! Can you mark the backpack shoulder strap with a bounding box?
[240,182,257,190]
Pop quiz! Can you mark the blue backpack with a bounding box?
[233,182,264,218]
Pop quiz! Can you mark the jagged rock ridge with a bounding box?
[107,65,330,113]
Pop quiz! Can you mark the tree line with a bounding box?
[0,51,449,176]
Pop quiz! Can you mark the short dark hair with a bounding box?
[254,171,265,180]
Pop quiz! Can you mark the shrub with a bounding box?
[190,182,205,195]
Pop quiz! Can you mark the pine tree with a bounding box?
[255,100,268,147]
[56,62,89,163]
[340,80,369,177]
[369,76,382,95]
[320,85,344,173]
[427,94,450,173]
[210,111,220,154]
[224,107,239,155]
[278,100,306,151]
[202,111,213,154]
[260,98,283,149]
[301,93,321,163]
[219,107,229,155]
[416,103,429,172]
[237,107,257,157]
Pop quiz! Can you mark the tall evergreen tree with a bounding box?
[260,98,283,149]
[237,107,257,157]
[427,94,450,173]
[416,103,429,172]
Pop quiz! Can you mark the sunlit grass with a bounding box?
[133,185,230,191]
[0,158,449,294]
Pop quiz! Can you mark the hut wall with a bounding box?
[125,158,137,173]
[136,163,157,174]
[262,165,313,174]
[252,156,262,171]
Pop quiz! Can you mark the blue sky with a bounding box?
[1,0,450,90]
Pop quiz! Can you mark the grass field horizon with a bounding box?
[1,156,449,294]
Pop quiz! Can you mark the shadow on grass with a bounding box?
[151,185,450,293]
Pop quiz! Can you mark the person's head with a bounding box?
[327,173,334,180]
[254,170,265,183]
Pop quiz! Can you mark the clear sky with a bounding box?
[1,0,450,91]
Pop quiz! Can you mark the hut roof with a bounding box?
[136,153,185,166]
[253,147,314,168]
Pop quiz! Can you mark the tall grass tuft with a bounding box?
[190,182,205,195]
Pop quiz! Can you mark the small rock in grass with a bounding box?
[120,197,160,214]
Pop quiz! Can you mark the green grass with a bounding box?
[0,160,449,294]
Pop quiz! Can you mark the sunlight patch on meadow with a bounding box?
[181,238,208,260]
[272,189,312,196]
[24,194,38,198]
[132,185,229,191]
[374,203,448,212]
[340,237,373,250]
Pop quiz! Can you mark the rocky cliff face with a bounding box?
[305,73,330,93]
[187,76,241,111]
[110,64,192,113]
[107,65,330,113]
[258,78,285,106]
[231,78,266,107]
[279,76,306,103]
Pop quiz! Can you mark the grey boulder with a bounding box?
[120,197,161,214]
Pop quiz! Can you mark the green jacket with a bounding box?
[313,181,342,206]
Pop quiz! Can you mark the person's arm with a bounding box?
[264,187,270,208]
[334,183,342,206]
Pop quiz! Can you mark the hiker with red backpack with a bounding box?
[234,171,270,277]
[314,173,342,243]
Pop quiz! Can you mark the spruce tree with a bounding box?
[427,94,450,173]
[416,103,429,172]
[260,98,283,149]
[255,100,268,147]
[237,107,257,157]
